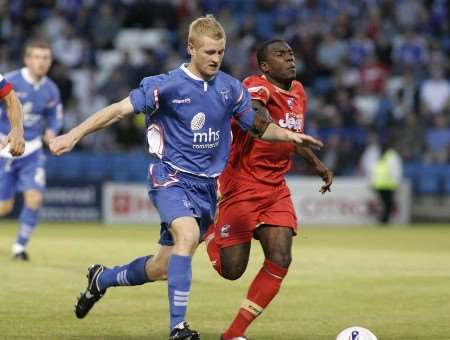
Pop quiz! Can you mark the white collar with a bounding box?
[180,63,204,81]
[180,63,212,92]
[21,67,47,89]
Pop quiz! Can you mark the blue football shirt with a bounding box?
[0,68,63,143]
[130,64,255,178]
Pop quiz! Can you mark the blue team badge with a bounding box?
[220,224,231,238]
[287,97,294,108]
[220,90,230,102]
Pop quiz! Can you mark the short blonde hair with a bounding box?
[188,14,226,48]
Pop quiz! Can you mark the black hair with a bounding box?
[256,39,286,66]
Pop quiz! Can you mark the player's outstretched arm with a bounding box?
[296,145,333,194]
[0,90,25,156]
[250,100,323,149]
[49,96,134,156]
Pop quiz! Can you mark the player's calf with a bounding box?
[23,190,43,210]
[0,199,14,216]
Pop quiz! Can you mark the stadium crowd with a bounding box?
[0,0,449,178]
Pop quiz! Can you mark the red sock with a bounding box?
[204,225,222,276]
[222,259,288,339]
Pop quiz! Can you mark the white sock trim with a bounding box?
[173,321,185,330]
[12,243,26,254]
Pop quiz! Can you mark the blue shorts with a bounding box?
[147,161,217,246]
[0,150,46,200]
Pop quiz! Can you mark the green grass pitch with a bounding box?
[0,221,449,340]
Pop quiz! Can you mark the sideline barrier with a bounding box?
[102,178,411,225]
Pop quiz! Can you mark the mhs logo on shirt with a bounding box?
[191,112,220,149]
[279,112,304,132]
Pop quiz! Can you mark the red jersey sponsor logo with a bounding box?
[279,112,304,132]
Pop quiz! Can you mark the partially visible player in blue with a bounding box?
[50,15,322,340]
[0,72,25,156]
[0,41,63,261]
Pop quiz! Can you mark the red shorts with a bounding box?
[213,172,297,248]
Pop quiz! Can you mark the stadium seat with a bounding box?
[403,163,421,192]
[83,153,112,181]
[445,165,450,195]
[417,164,445,195]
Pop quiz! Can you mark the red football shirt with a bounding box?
[224,75,307,186]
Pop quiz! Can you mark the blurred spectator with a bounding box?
[347,30,375,67]
[359,131,380,180]
[353,86,380,125]
[334,89,358,127]
[52,24,84,68]
[49,62,73,107]
[424,114,450,164]
[397,113,425,162]
[386,69,417,122]
[392,28,429,72]
[42,9,67,41]
[420,66,450,117]
[359,54,389,93]
[92,3,122,50]
[317,31,346,75]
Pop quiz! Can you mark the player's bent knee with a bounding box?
[221,260,247,280]
[0,200,14,216]
[24,190,43,210]
[267,252,292,269]
[221,267,246,281]
[220,243,250,280]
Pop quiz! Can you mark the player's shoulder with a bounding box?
[44,77,61,96]
[243,74,268,86]
[216,70,241,88]
[215,71,246,101]
[140,72,172,87]
[291,80,306,97]
[243,74,272,97]
[138,69,184,97]
[4,69,22,82]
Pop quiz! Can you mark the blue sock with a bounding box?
[97,255,151,291]
[16,207,39,247]
[167,254,192,331]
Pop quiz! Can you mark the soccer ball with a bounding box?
[336,326,377,340]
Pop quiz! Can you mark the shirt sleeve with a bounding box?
[0,73,13,98]
[44,86,63,134]
[231,85,255,132]
[129,75,165,115]
[243,76,271,105]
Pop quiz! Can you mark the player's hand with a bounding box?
[49,132,77,156]
[1,128,25,156]
[315,164,333,194]
[43,129,56,146]
[290,132,323,149]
